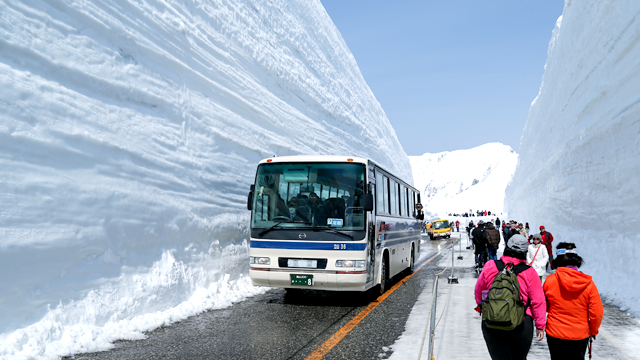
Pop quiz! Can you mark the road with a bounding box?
[70,236,452,360]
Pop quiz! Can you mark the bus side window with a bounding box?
[383,176,389,215]
[376,171,385,214]
[389,180,398,216]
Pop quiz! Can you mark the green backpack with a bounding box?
[481,260,530,331]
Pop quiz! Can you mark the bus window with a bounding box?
[383,176,389,214]
[389,180,397,216]
[251,162,367,231]
[409,190,415,217]
[376,172,384,214]
[401,186,407,218]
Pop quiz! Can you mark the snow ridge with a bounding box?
[409,143,517,218]
[0,0,410,358]
[506,0,640,316]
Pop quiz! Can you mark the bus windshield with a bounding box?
[251,162,366,231]
[433,221,450,229]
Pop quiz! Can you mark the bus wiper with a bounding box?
[316,227,354,240]
[258,220,314,237]
[258,222,287,237]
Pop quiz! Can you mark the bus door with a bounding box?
[366,176,376,286]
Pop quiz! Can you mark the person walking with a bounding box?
[540,226,554,268]
[518,223,529,238]
[485,222,501,261]
[472,220,487,268]
[475,235,546,360]
[456,220,460,232]
[467,220,476,242]
[544,242,603,360]
[526,234,548,281]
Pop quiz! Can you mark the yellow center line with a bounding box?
[304,240,456,360]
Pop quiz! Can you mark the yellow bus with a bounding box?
[426,219,451,240]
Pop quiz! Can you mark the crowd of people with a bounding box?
[448,210,497,217]
[465,219,603,360]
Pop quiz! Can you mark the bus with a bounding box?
[246,155,422,294]
[426,219,451,240]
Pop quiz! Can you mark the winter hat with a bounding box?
[507,234,529,253]
[478,220,484,225]
[539,225,545,230]
[532,233,542,242]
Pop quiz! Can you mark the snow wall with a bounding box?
[410,142,517,219]
[0,0,411,357]
[505,0,640,315]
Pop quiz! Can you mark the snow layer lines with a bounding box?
[409,142,518,218]
[505,0,640,316]
[0,0,411,358]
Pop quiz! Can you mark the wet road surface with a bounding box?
[71,236,451,360]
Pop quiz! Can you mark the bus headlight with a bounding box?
[250,256,270,265]
[335,260,366,268]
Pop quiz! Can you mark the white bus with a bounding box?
[247,155,422,293]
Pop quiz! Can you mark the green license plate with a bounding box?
[290,274,313,286]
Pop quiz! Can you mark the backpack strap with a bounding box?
[495,260,530,274]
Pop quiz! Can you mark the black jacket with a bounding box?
[471,226,487,254]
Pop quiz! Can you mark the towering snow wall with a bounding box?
[0,0,411,357]
[505,0,640,315]
[410,143,517,218]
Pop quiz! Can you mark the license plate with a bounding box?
[290,274,313,286]
[288,259,317,268]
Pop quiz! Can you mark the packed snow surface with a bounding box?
[506,0,640,316]
[0,0,412,358]
[409,143,517,218]
[387,237,640,360]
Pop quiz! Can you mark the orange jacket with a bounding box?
[543,267,603,340]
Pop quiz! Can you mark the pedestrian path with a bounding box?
[385,233,640,360]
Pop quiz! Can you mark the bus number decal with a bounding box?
[334,243,347,250]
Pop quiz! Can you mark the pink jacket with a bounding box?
[474,255,547,329]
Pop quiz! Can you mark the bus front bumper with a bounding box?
[250,268,368,291]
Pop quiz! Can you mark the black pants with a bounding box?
[482,315,533,360]
[547,335,589,360]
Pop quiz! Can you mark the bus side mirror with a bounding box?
[363,194,374,212]
[247,184,255,211]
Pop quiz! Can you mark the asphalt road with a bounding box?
[71,236,451,360]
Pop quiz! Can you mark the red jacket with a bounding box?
[543,267,603,340]
[541,231,554,256]
[474,256,547,329]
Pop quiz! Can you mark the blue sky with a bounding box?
[320,1,565,156]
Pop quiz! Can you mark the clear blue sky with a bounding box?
[320,1,565,156]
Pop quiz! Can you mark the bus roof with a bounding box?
[258,155,368,165]
[257,155,418,193]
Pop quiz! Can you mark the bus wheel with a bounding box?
[379,255,389,294]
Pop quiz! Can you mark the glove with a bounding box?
[591,335,596,341]
[474,305,482,314]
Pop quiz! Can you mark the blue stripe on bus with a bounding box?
[376,238,416,249]
[250,240,367,251]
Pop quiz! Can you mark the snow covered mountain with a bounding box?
[409,143,518,218]
[506,0,640,315]
[0,0,411,358]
